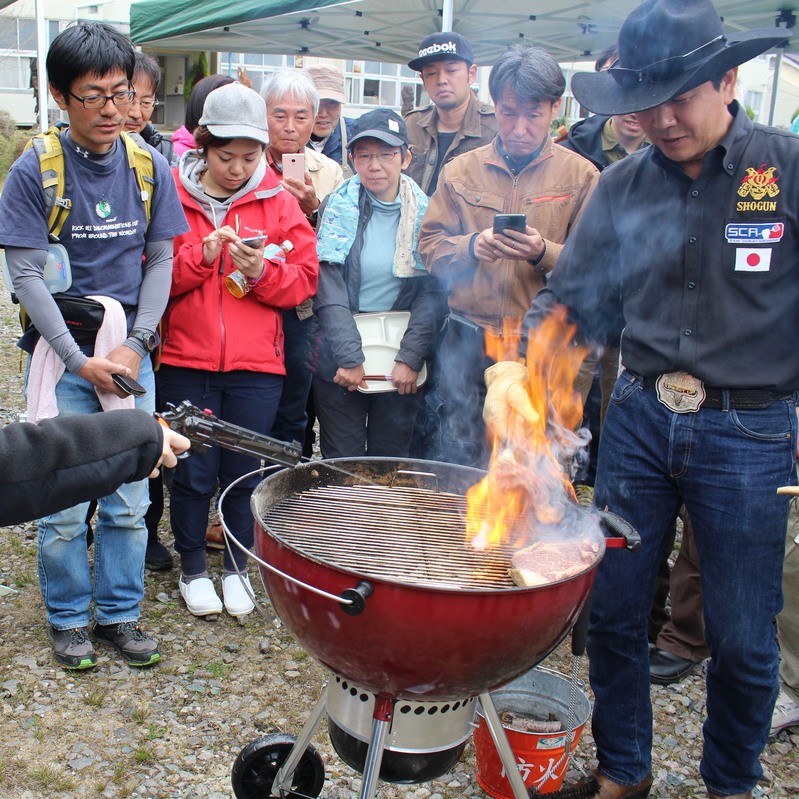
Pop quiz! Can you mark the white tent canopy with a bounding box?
[130,0,798,64]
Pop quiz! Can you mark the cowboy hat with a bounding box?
[572,0,789,116]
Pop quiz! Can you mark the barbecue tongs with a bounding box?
[158,400,302,467]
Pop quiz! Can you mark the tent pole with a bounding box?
[442,0,453,32]
[768,47,783,126]
[36,0,48,132]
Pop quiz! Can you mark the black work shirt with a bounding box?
[523,102,799,393]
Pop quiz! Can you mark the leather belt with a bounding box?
[639,375,793,410]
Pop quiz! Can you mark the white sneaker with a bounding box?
[770,687,799,736]
[179,576,223,617]
[222,573,255,617]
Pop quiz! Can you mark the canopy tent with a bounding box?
[130,0,798,64]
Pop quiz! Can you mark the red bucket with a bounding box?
[473,668,590,797]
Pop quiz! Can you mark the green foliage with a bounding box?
[744,105,757,121]
[0,112,29,185]
[184,52,210,101]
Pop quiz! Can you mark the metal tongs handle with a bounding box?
[157,400,302,467]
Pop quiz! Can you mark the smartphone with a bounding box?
[282,152,305,182]
[493,213,528,234]
[112,373,147,397]
[240,234,268,248]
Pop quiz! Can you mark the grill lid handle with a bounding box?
[597,510,641,552]
[339,580,373,616]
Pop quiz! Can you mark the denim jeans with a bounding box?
[37,357,155,630]
[437,315,494,468]
[156,366,282,575]
[589,371,796,795]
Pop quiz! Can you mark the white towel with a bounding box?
[26,295,135,423]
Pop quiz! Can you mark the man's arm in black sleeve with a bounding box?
[0,409,163,526]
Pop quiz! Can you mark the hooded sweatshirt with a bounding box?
[159,150,319,374]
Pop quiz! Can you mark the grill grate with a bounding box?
[260,483,517,590]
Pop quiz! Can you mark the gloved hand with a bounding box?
[482,361,540,440]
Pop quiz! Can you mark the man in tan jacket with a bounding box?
[405,32,497,196]
[419,43,598,467]
[260,69,343,449]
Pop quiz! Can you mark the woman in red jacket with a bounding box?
[157,83,318,619]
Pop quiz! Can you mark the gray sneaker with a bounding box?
[770,687,799,736]
[92,621,161,667]
[48,626,97,670]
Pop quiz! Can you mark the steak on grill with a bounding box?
[508,538,601,587]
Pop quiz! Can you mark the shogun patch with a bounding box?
[738,164,780,201]
[725,222,784,244]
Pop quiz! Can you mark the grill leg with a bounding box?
[358,695,394,799]
[479,691,530,799]
[273,683,329,795]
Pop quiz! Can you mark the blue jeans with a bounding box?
[156,366,282,575]
[589,371,796,795]
[437,315,494,468]
[37,358,155,630]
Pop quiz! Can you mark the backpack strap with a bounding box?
[24,126,72,239]
[120,130,155,225]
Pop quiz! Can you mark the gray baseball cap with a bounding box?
[199,82,269,145]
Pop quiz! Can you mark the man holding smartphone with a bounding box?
[419,43,598,467]
[260,69,344,452]
[0,23,188,669]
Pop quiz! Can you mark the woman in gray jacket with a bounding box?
[310,108,444,458]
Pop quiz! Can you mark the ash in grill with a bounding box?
[261,483,517,591]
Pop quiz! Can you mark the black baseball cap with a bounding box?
[348,108,409,149]
[408,32,474,72]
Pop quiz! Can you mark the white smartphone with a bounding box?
[282,152,305,182]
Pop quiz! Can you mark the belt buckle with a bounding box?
[655,371,706,413]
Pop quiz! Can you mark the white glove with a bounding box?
[482,361,540,440]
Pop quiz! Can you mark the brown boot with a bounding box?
[708,793,752,798]
[553,772,653,798]
[205,518,225,550]
[592,772,653,799]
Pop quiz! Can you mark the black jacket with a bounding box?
[560,114,613,171]
[0,409,162,526]
[141,123,176,166]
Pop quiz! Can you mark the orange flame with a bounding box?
[466,306,589,549]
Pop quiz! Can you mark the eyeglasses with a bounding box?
[608,35,725,87]
[352,151,400,166]
[130,97,159,111]
[68,90,136,109]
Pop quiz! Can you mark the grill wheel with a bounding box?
[231,733,325,799]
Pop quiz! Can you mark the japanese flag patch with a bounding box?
[734,248,772,272]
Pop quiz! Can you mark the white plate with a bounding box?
[353,311,428,394]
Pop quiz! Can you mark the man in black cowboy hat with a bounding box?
[492,1,796,797]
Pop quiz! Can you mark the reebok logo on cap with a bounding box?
[417,41,459,59]
[408,31,474,72]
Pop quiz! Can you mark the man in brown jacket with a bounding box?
[405,32,498,196]
[419,43,598,467]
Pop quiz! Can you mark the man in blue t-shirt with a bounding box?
[0,22,188,670]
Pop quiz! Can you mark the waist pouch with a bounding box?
[53,294,105,345]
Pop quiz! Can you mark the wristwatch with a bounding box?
[130,328,158,353]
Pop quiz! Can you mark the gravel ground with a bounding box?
[0,290,798,799]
